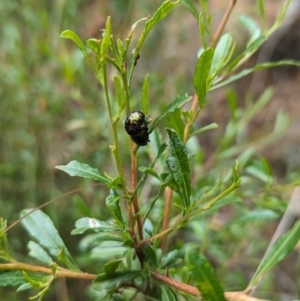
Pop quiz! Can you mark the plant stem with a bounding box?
[210,0,238,48]
[0,262,96,280]
[150,271,269,301]
[131,145,144,241]
[103,64,127,194]
[160,187,172,251]
[138,178,240,247]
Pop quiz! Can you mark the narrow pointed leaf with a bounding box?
[20,209,80,271]
[150,95,192,132]
[55,160,113,185]
[60,30,86,53]
[106,189,125,226]
[193,47,214,107]
[185,249,226,301]
[135,1,178,54]
[249,220,300,288]
[180,0,199,19]
[161,284,178,301]
[212,60,300,91]
[93,271,141,291]
[239,15,261,45]
[166,128,191,210]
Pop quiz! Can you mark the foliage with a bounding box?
[0,1,299,301]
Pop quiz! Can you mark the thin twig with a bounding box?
[150,271,269,301]
[0,262,96,280]
[131,144,144,241]
[210,0,238,48]
[160,187,172,251]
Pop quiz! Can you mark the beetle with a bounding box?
[124,111,151,146]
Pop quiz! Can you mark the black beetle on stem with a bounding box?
[124,111,151,146]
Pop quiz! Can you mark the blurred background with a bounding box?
[1,0,300,300]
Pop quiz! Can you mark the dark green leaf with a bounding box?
[160,249,180,268]
[161,284,178,301]
[212,60,300,91]
[143,244,157,267]
[166,128,191,210]
[93,271,141,291]
[0,271,27,287]
[71,217,120,235]
[180,0,199,19]
[55,160,113,185]
[185,249,226,301]
[249,220,300,288]
[150,94,192,132]
[104,259,122,275]
[106,189,125,226]
[193,48,214,107]
[20,209,80,271]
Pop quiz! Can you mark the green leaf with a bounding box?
[135,1,178,55]
[166,128,191,210]
[55,160,113,185]
[0,271,27,287]
[256,0,265,23]
[93,271,141,291]
[239,15,261,45]
[28,241,53,266]
[60,30,86,53]
[185,249,226,301]
[249,220,300,288]
[210,34,233,79]
[143,244,157,267]
[160,249,180,268]
[0,218,14,261]
[86,38,101,54]
[180,0,199,19]
[71,217,121,235]
[106,189,125,226]
[114,75,123,108]
[104,259,122,275]
[100,17,112,60]
[191,122,218,136]
[212,60,300,91]
[193,47,214,107]
[161,284,178,301]
[150,94,192,132]
[20,209,80,272]
[167,108,185,141]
